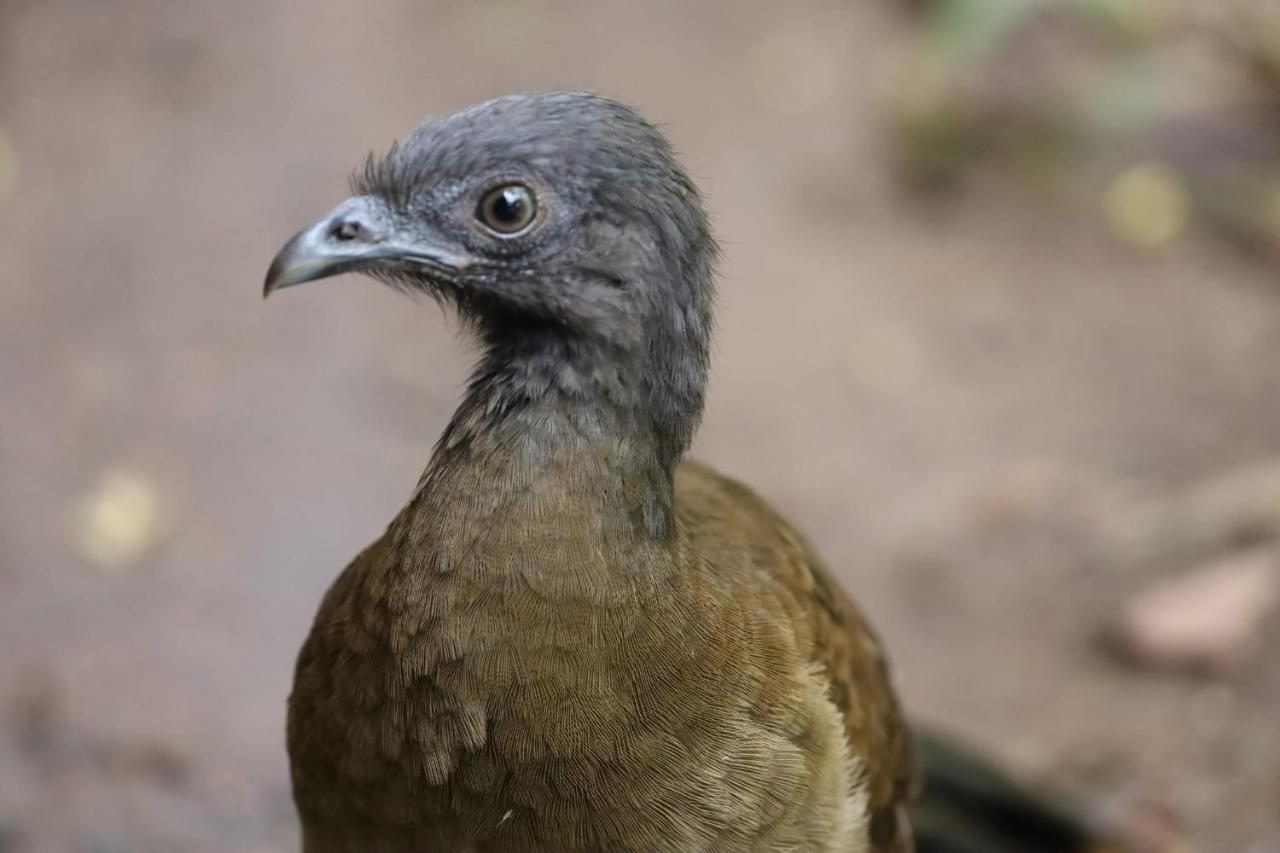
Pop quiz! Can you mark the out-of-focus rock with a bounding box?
[1104,546,1278,674]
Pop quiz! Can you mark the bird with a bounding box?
[264,91,1107,853]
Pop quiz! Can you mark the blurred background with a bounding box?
[2,0,1279,850]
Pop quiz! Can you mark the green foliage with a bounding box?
[893,0,1280,262]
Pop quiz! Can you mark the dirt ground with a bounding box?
[1,1,1278,851]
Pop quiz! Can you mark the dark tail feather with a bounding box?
[909,726,1114,853]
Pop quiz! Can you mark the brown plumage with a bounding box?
[267,91,914,852]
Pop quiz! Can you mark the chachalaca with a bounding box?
[265,91,1106,853]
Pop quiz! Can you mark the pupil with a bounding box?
[493,190,523,223]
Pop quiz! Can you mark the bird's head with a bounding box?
[265,92,716,354]
[266,92,718,469]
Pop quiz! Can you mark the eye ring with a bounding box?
[476,183,538,236]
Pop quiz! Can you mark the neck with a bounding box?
[399,324,700,549]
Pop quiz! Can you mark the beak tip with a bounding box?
[263,251,292,299]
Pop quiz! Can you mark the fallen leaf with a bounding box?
[1104,546,1278,674]
[1103,161,1190,249]
[70,469,162,572]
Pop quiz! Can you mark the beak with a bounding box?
[263,195,465,298]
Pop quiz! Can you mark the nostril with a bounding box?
[330,218,368,242]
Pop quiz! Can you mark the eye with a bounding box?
[477,183,538,236]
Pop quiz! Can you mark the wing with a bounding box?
[675,460,917,851]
